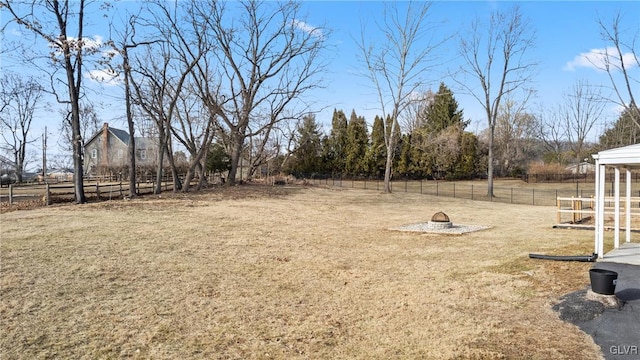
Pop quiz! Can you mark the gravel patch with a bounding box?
[391,222,491,234]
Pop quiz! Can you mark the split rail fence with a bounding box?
[1,179,175,205]
[556,196,640,228]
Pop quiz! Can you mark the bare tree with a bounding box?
[171,86,216,192]
[103,8,163,197]
[130,41,194,193]
[536,108,568,164]
[190,0,328,185]
[357,1,447,193]
[58,102,100,152]
[561,80,607,164]
[454,5,537,197]
[494,97,538,176]
[594,11,640,129]
[400,90,435,134]
[160,0,223,190]
[0,73,44,182]
[1,0,96,203]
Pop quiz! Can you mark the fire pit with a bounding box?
[391,211,490,234]
[428,211,453,229]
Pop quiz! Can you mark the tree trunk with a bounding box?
[155,134,165,194]
[165,140,181,192]
[227,133,244,185]
[72,123,86,203]
[196,162,207,190]
[123,51,137,198]
[487,125,495,198]
[182,167,194,192]
[383,147,393,193]
[16,144,24,183]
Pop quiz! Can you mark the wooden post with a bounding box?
[557,197,561,224]
[45,183,50,205]
[96,182,101,200]
[578,199,583,222]
[8,184,13,206]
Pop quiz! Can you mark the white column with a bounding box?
[594,159,600,255]
[626,168,631,243]
[598,163,606,257]
[614,167,620,249]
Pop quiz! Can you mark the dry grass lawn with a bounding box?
[0,184,609,359]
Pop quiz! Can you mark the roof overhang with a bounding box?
[592,144,640,168]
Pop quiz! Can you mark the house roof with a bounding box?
[110,127,130,144]
[85,125,130,146]
[592,144,640,168]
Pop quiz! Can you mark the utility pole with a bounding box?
[42,126,47,183]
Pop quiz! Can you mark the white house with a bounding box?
[565,162,595,174]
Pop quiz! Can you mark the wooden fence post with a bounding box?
[96,182,101,200]
[557,198,561,224]
[8,184,13,205]
[45,183,51,205]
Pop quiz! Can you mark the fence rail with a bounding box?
[555,196,640,229]
[1,179,176,205]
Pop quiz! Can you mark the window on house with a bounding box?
[117,149,124,159]
[138,149,147,160]
[91,149,97,159]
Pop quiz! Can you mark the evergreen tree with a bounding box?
[599,106,640,149]
[454,132,479,179]
[345,110,369,176]
[328,109,348,174]
[424,82,467,133]
[290,114,323,175]
[319,135,332,174]
[366,115,386,178]
[207,142,231,176]
[396,133,414,178]
[411,83,476,178]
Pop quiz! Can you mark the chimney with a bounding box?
[102,123,109,169]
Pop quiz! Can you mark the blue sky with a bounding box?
[2,1,639,161]
[300,1,639,134]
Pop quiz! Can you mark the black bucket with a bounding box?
[589,269,618,295]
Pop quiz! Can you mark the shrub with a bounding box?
[527,162,570,182]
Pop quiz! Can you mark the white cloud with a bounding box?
[103,48,119,57]
[86,69,121,87]
[49,35,105,53]
[292,19,323,39]
[80,35,104,51]
[564,46,638,72]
